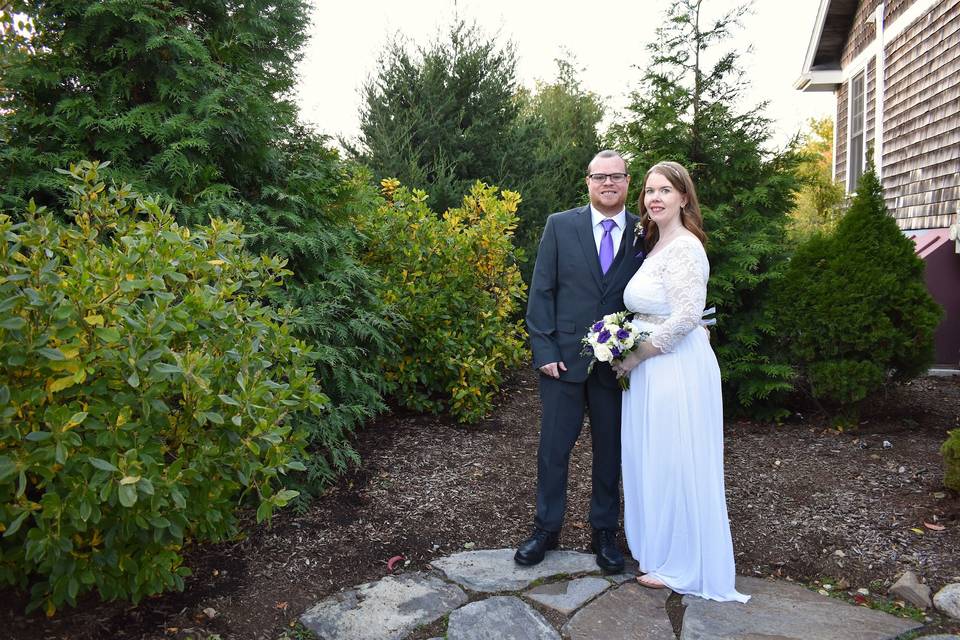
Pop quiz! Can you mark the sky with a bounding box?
[295,0,834,149]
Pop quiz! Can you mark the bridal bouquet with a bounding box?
[581,311,649,390]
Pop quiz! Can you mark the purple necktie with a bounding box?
[599,218,617,274]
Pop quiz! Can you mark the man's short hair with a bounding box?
[586,150,629,175]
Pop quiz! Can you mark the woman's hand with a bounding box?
[611,341,660,378]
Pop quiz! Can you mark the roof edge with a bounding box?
[801,0,835,75]
[794,69,844,92]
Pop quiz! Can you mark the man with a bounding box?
[517,149,643,573]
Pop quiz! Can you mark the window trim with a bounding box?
[846,68,867,193]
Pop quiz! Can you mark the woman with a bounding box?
[612,161,748,603]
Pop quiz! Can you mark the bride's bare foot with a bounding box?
[636,574,666,589]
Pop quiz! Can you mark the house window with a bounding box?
[848,70,866,192]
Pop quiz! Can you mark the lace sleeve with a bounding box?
[648,238,708,353]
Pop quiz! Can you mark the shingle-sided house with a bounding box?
[795,0,960,368]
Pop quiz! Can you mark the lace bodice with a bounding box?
[623,235,709,353]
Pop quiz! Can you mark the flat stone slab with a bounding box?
[300,572,467,640]
[562,581,674,640]
[607,556,641,584]
[446,596,560,640]
[526,576,612,614]
[431,548,599,592]
[680,576,922,640]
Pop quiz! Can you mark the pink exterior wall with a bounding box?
[913,230,960,365]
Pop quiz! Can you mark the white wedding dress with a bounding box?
[621,234,749,603]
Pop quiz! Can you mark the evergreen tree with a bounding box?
[0,0,394,492]
[1,0,303,217]
[514,54,604,281]
[608,0,801,416]
[773,166,940,420]
[351,19,528,214]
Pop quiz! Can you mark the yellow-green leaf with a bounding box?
[47,376,77,393]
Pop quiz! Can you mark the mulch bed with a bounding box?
[2,370,959,639]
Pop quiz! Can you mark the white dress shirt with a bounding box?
[590,206,626,258]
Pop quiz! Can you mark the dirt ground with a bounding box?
[2,370,959,639]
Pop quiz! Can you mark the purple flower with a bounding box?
[597,329,611,344]
[616,328,630,340]
[591,320,604,332]
[611,346,621,358]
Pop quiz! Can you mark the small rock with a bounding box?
[889,571,932,609]
[934,583,960,619]
[898,466,906,473]
[203,607,217,619]
[883,440,893,449]
[833,550,846,558]
[857,588,870,596]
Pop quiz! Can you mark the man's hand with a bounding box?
[539,361,567,378]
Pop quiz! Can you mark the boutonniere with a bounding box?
[633,223,646,260]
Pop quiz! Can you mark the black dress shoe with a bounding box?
[591,528,625,573]
[514,528,560,566]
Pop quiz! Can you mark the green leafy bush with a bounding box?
[942,430,960,492]
[1,4,393,496]
[0,162,324,614]
[772,167,941,420]
[356,180,527,422]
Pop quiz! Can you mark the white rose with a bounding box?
[593,344,613,362]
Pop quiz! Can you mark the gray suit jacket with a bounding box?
[526,205,644,384]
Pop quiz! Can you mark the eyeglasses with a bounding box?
[588,173,628,184]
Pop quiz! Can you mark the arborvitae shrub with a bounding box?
[356,180,527,422]
[0,163,323,614]
[773,167,941,419]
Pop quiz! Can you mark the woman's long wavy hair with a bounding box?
[638,161,707,251]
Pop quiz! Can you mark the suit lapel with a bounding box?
[607,211,640,284]
[576,206,604,289]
